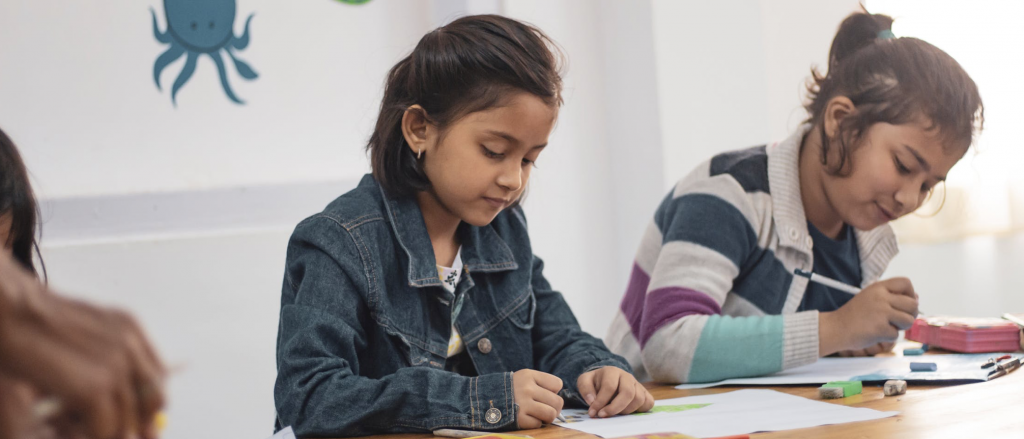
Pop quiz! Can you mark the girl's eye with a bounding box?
[894,157,912,175]
[482,146,503,159]
[522,158,535,168]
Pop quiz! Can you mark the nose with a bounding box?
[893,178,925,214]
[496,161,523,192]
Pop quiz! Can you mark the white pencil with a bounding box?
[793,269,860,294]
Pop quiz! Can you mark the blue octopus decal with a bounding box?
[151,0,257,106]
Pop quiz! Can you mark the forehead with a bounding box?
[454,93,557,145]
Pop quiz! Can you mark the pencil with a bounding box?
[794,269,927,316]
[557,413,567,423]
[793,269,860,294]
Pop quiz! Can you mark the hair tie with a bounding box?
[878,29,896,40]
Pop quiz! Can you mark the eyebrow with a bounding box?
[485,130,547,149]
[902,144,945,182]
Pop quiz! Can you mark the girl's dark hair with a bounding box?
[0,126,44,278]
[805,11,984,175]
[368,14,563,198]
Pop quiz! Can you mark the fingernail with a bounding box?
[585,393,595,404]
[589,409,595,417]
[598,410,607,418]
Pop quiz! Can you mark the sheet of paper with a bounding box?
[265,426,296,439]
[555,389,896,438]
[676,353,1020,389]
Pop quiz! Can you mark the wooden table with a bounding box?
[359,358,1024,439]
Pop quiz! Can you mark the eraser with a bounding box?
[910,362,938,372]
[818,386,845,399]
[903,348,924,356]
[822,381,862,397]
[883,380,907,396]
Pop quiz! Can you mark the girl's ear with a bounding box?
[401,105,434,158]
[823,96,856,139]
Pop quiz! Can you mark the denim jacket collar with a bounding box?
[374,177,519,288]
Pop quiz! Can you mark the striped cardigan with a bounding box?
[605,125,899,383]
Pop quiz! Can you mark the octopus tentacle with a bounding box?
[225,47,258,80]
[171,52,198,107]
[153,43,186,91]
[231,14,255,50]
[151,7,171,44]
[210,51,244,104]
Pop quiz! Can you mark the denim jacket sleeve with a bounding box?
[528,255,632,406]
[275,216,517,437]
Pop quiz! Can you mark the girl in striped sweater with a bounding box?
[606,11,984,383]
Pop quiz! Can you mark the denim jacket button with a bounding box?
[485,407,502,424]
[477,338,493,354]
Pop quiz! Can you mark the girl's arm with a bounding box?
[274,218,517,437]
[528,255,632,406]
[633,182,819,383]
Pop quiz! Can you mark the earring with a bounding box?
[417,149,422,159]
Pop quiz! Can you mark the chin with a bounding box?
[463,211,501,227]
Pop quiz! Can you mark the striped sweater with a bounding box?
[605,125,899,383]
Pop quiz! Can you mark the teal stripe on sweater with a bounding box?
[687,314,785,383]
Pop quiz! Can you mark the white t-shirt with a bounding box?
[436,248,465,357]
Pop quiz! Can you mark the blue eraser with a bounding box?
[910,362,937,372]
[903,348,924,356]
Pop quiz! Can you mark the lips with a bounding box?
[483,197,509,209]
[876,202,897,221]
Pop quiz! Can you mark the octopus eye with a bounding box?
[190,22,197,30]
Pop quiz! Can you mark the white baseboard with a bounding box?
[38,180,358,247]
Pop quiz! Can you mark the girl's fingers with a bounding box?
[597,375,636,417]
[533,386,564,414]
[576,372,597,406]
[588,371,618,417]
[641,389,655,412]
[517,412,542,430]
[619,382,646,415]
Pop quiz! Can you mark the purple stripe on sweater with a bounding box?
[620,263,652,339]
[639,287,722,348]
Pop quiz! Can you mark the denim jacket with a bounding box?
[274,175,630,437]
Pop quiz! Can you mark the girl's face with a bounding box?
[410,92,556,227]
[822,120,965,231]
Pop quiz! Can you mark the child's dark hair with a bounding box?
[368,14,563,198]
[0,126,45,278]
[805,11,984,175]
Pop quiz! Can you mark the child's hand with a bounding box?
[820,277,918,356]
[577,366,654,419]
[834,341,896,357]
[512,369,564,429]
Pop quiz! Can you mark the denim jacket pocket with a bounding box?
[507,288,536,330]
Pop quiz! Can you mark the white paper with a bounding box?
[265,426,296,439]
[555,389,897,438]
[675,353,1019,389]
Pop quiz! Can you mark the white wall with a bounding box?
[2,0,429,199]
[652,0,859,187]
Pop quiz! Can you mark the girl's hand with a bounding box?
[577,366,654,419]
[834,341,896,357]
[0,252,167,439]
[819,277,918,356]
[512,369,564,429]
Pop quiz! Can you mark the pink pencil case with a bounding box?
[905,317,1022,353]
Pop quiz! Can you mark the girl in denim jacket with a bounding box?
[274,15,652,437]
